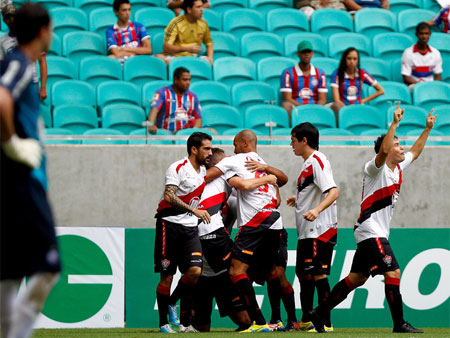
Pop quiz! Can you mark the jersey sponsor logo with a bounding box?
[299,87,313,99]
[191,252,202,256]
[347,85,358,96]
[242,249,254,255]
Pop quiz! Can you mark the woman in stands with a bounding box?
[330,47,384,124]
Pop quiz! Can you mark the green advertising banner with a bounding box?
[125,228,450,328]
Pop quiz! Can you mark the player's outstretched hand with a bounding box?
[193,209,211,224]
[425,109,437,130]
[303,208,319,221]
[2,135,42,169]
[245,160,267,173]
[393,102,404,124]
[286,195,296,207]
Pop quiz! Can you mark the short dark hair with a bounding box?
[187,132,212,155]
[173,66,190,80]
[113,0,129,12]
[12,3,50,45]
[416,22,431,34]
[181,0,199,11]
[291,122,319,150]
[207,147,225,168]
[374,134,398,153]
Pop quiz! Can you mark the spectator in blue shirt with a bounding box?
[344,0,389,11]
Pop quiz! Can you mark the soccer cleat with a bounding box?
[393,322,424,333]
[299,320,315,331]
[308,309,326,333]
[179,324,199,333]
[160,324,177,333]
[239,323,271,333]
[168,304,180,326]
[325,325,334,332]
[286,320,300,331]
[268,320,285,331]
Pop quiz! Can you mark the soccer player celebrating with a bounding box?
[309,103,436,333]
[154,132,212,333]
[0,4,61,338]
[286,122,339,332]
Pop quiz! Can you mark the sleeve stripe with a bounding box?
[0,60,20,87]
[12,64,33,99]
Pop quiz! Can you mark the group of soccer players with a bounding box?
[154,101,437,334]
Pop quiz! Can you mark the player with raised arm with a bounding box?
[309,103,436,333]
[154,132,212,333]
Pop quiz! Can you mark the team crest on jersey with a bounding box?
[161,258,170,268]
[392,190,400,207]
[184,100,191,109]
[347,86,358,96]
[311,78,319,87]
[383,255,392,266]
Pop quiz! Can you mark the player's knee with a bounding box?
[160,274,173,287]
[348,273,367,287]
[186,266,202,280]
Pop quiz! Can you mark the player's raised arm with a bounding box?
[244,160,288,187]
[205,166,223,183]
[228,174,277,191]
[375,102,403,168]
[409,110,437,162]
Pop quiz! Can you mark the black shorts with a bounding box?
[0,174,61,280]
[154,218,203,275]
[200,227,233,273]
[351,237,400,277]
[296,238,334,277]
[276,228,288,269]
[193,272,234,325]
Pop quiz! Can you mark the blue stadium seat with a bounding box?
[131,0,163,13]
[129,128,173,145]
[413,82,450,111]
[244,104,289,134]
[51,80,96,110]
[124,56,167,88]
[102,103,146,134]
[248,0,290,14]
[284,33,327,58]
[190,81,231,106]
[421,0,440,11]
[257,56,296,91]
[36,0,72,9]
[202,104,242,134]
[97,81,141,112]
[223,9,265,40]
[62,31,104,71]
[389,0,420,15]
[44,128,80,144]
[48,33,61,56]
[386,104,427,135]
[210,0,248,14]
[213,57,256,86]
[134,8,175,37]
[319,128,358,145]
[373,33,414,63]
[45,56,77,91]
[203,9,222,31]
[311,57,338,81]
[53,104,98,134]
[405,129,447,145]
[79,56,122,88]
[210,32,239,59]
[398,9,435,38]
[292,105,336,130]
[359,128,388,145]
[40,103,52,128]
[232,81,277,115]
[310,9,353,38]
[367,81,412,112]
[168,57,212,83]
[142,80,171,110]
[266,8,309,37]
[360,57,391,82]
[74,0,111,18]
[432,105,450,134]
[338,105,386,134]
[429,32,450,67]
[82,128,128,144]
[240,32,283,63]
[151,32,164,55]
[354,8,397,39]
[89,8,117,38]
[271,128,291,145]
[328,33,371,59]
[221,128,268,145]
[50,7,87,42]
[390,58,403,83]
[174,128,218,144]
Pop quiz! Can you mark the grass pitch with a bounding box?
[34,327,450,337]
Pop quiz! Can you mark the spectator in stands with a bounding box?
[106,0,152,64]
[162,0,214,66]
[401,22,442,90]
[344,0,389,11]
[280,40,328,124]
[0,5,48,101]
[146,67,202,134]
[330,47,384,122]
[426,6,450,34]
[294,0,346,20]
[167,0,210,16]
[0,0,11,30]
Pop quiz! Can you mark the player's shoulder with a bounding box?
[1,49,27,75]
[311,150,328,170]
[168,157,190,174]
[132,21,145,29]
[167,14,186,27]
[281,65,294,75]
[428,45,442,56]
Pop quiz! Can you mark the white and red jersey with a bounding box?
[295,151,338,242]
[432,7,450,34]
[215,152,282,230]
[156,157,206,227]
[401,44,442,82]
[197,174,232,236]
[354,152,413,243]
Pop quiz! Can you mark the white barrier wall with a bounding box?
[46,145,450,228]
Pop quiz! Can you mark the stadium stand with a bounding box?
[310,9,353,38]
[412,82,450,111]
[190,81,231,106]
[97,81,141,112]
[232,81,277,115]
[53,104,98,134]
[51,80,96,110]
[45,56,77,91]
[223,8,265,40]
[74,0,112,18]
[389,0,421,14]
[266,8,309,37]
[372,32,414,63]
[134,7,175,37]
[244,104,289,134]
[360,57,391,82]
[386,104,428,135]
[367,81,412,112]
[48,33,62,56]
[248,0,291,14]
[257,56,296,90]
[397,9,435,38]
[240,32,283,63]
[354,8,397,39]
[432,105,450,134]
[222,128,268,145]
[151,32,164,55]
[210,32,240,59]
[328,33,371,59]
[201,104,242,134]
[319,128,359,145]
[79,55,123,88]
[123,56,167,88]
[291,105,336,130]
[50,7,88,40]
[168,57,212,83]
[40,104,52,128]
[102,103,147,134]
[37,0,72,9]
[174,128,218,144]
[128,128,174,145]
[213,57,256,86]
[203,9,222,31]
[210,0,248,14]
[284,33,328,58]
[82,128,128,144]
[359,128,389,145]
[338,105,386,134]
[44,128,81,144]
[89,7,117,38]
[62,31,105,71]
[405,128,447,145]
